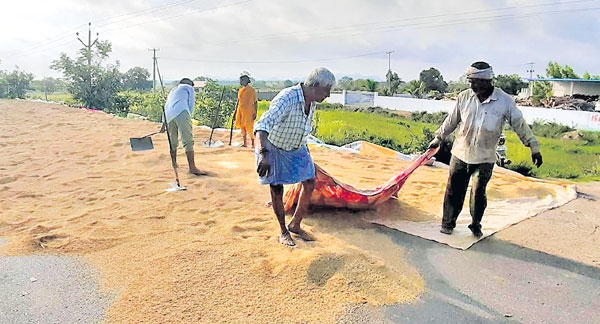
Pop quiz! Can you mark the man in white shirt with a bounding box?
[428,61,543,237]
[161,78,207,176]
[254,67,335,246]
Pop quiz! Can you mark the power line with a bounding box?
[160,51,386,64]
[99,0,253,34]
[93,0,201,27]
[205,0,600,47]
[2,0,225,59]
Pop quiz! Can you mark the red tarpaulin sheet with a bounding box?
[283,148,439,212]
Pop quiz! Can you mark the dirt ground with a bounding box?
[0,99,598,324]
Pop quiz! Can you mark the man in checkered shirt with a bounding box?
[254,67,335,247]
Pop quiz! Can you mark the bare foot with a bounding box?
[279,232,295,246]
[189,167,208,176]
[288,226,315,241]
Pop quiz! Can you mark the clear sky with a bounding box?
[1,0,599,82]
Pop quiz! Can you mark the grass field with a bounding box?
[27,91,74,104]
[259,100,599,182]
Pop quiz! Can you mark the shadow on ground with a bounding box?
[372,226,600,324]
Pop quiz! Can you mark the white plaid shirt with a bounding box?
[254,84,315,151]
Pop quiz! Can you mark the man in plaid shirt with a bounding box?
[254,67,336,246]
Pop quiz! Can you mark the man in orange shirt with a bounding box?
[234,74,258,147]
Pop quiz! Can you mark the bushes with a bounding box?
[410,111,448,125]
[530,121,574,138]
[118,81,239,128]
[125,91,167,122]
[193,81,237,128]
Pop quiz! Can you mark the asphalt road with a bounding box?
[0,251,112,324]
[382,228,600,324]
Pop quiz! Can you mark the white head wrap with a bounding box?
[465,66,494,80]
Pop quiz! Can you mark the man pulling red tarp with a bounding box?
[283,148,438,212]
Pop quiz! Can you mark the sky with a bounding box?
[1,0,600,83]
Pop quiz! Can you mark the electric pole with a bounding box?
[386,50,394,93]
[526,62,535,79]
[149,48,160,92]
[77,22,99,69]
[527,62,535,98]
[76,22,99,101]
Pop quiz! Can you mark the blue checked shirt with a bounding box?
[254,84,315,151]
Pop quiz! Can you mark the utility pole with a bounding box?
[526,62,535,79]
[149,48,160,92]
[76,23,98,101]
[527,62,535,98]
[43,74,48,101]
[77,22,99,69]
[386,50,394,93]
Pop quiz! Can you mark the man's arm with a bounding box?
[508,103,542,167]
[429,93,463,148]
[437,94,463,140]
[187,86,195,114]
[255,130,270,177]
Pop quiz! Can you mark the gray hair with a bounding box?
[304,67,336,87]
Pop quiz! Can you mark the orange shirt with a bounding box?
[235,85,257,129]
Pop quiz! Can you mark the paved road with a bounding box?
[0,251,111,324]
[382,228,600,324]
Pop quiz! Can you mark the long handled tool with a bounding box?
[228,98,239,146]
[162,105,186,192]
[129,131,161,151]
[206,86,226,147]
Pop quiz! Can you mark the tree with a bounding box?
[446,75,469,95]
[0,71,8,98]
[50,39,123,111]
[582,72,600,80]
[546,61,579,79]
[419,67,447,93]
[361,79,378,92]
[531,81,552,105]
[5,67,34,99]
[283,80,294,87]
[404,80,426,98]
[494,74,528,95]
[385,70,403,95]
[336,76,353,90]
[193,80,237,128]
[31,77,66,94]
[122,67,151,90]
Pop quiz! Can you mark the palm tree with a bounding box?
[405,80,426,98]
[363,79,378,92]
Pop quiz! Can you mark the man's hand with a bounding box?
[256,154,270,177]
[428,137,442,149]
[532,152,543,168]
[159,122,167,133]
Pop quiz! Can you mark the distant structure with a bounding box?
[525,78,600,97]
[192,80,207,93]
